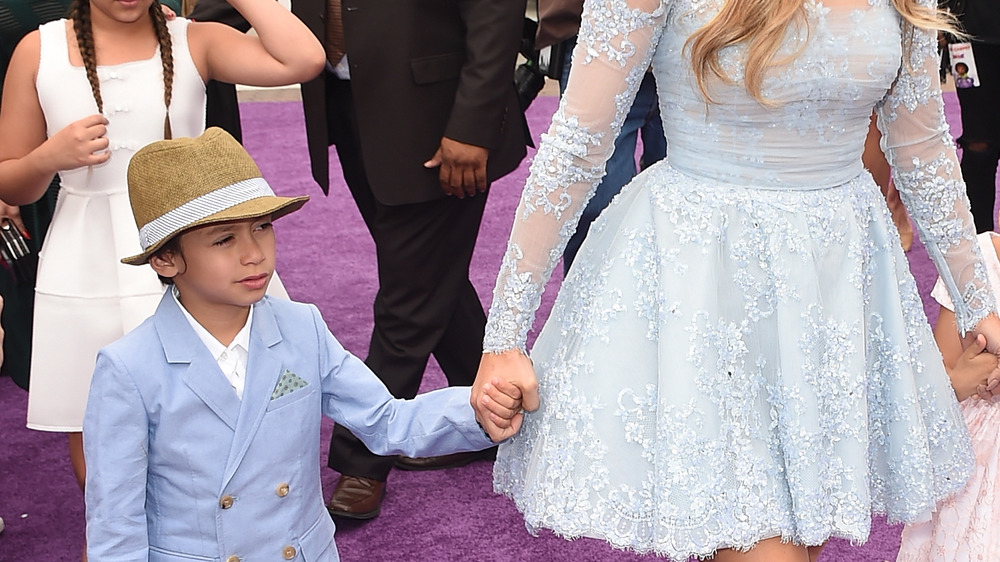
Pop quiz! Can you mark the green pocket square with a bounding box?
[271,370,309,400]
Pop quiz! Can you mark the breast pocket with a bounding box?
[266,385,317,412]
[410,52,464,85]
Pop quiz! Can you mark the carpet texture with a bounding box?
[0,92,988,562]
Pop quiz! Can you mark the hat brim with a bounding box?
[121,194,309,265]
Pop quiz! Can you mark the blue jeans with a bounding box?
[559,37,667,272]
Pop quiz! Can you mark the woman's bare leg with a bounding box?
[711,537,811,562]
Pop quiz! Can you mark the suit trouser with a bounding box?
[324,76,489,480]
[955,42,1000,233]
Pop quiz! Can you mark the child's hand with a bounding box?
[951,334,998,401]
[43,115,110,172]
[480,378,523,426]
[471,350,539,442]
[161,4,177,19]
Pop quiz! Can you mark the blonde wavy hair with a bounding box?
[685,0,957,104]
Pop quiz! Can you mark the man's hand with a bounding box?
[424,137,488,198]
[471,350,539,442]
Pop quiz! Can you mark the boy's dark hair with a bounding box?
[153,235,182,285]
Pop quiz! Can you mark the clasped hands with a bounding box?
[960,314,1000,401]
[470,350,539,442]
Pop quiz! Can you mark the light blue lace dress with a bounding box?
[484,0,995,558]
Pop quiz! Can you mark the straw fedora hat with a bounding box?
[122,128,309,265]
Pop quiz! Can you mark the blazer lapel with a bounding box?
[221,298,285,488]
[156,292,241,430]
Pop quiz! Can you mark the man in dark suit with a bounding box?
[292,0,529,519]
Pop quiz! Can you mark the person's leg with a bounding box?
[638,75,666,171]
[69,431,88,560]
[961,141,1000,232]
[329,193,491,476]
[562,62,665,271]
[955,43,1000,233]
[68,432,85,489]
[711,537,817,562]
[323,74,491,513]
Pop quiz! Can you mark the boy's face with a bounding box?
[151,216,276,318]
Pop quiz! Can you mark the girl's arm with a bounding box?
[0,32,109,206]
[187,0,325,88]
[935,307,997,401]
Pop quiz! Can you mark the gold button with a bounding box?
[219,495,234,509]
[276,483,290,497]
[226,556,240,562]
[282,545,296,560]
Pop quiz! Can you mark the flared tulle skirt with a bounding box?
[493,163,973,560]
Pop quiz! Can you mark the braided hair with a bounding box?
[69,0,175,138]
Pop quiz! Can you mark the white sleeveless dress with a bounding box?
[25,18,206,432]
[485,0,990,559]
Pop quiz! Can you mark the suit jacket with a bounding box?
[83,293,493,562]
[293,0,530,203]
[536,0,583,51]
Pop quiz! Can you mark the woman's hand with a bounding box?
[471,350,539,442]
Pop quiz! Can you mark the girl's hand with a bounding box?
[0,201,26,238]
[42,114,110,172]
[966,314,1000,399]
[951,334,998,401]
[161,5,177,20]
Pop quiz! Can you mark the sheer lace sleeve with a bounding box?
[482,0,669,354]
[876,16,997,335]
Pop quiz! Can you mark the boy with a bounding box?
[83,128,522,561]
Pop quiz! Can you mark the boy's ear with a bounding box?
[149,247,182,279]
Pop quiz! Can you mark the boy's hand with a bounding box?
[480,378,523,427]
[953,334,998,401]
[471,350,539,442]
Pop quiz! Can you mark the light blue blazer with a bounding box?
[83,292,494,562]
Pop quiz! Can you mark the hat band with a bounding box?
[138,177,274,250]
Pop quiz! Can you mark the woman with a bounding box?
[471,0,1000,560]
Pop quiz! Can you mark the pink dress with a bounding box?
[896,231,1000,561]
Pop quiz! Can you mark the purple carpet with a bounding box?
[0,92,988,562]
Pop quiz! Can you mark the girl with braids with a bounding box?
[0,0,322,507]
[468,0,1000,560]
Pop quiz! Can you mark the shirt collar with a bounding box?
[171,286,253,360]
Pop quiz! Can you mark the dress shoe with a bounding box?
[326,475,385,520]
[395,447,497,471]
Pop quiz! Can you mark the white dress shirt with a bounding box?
[172,287,252,399]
